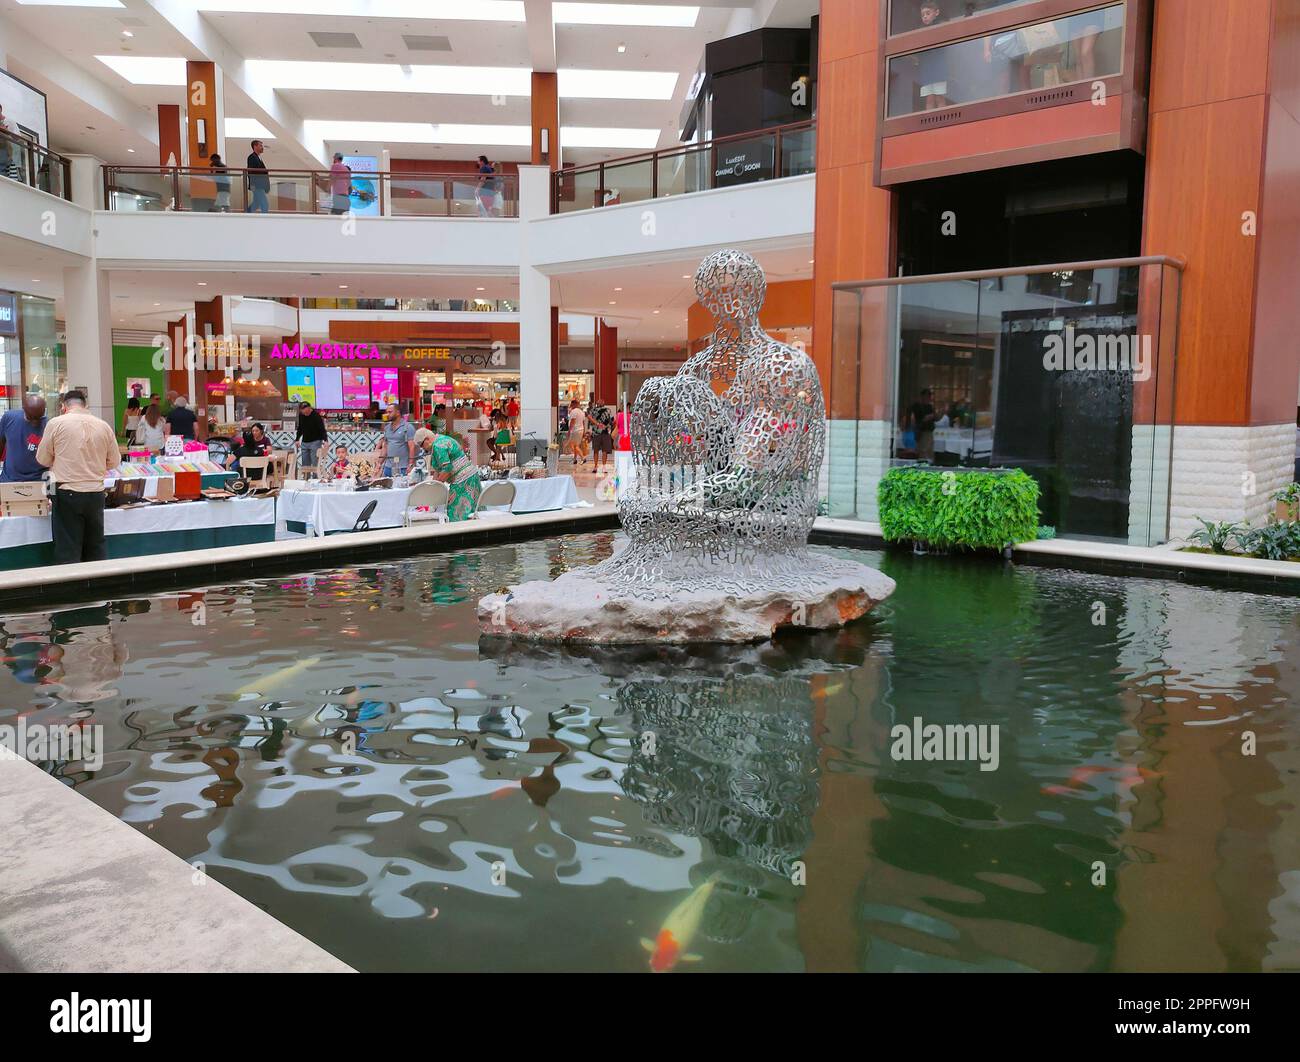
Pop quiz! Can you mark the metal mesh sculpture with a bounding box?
[577,249,829,596]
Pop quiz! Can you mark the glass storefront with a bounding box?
[0,291,64,412]
[887,5,1125,118]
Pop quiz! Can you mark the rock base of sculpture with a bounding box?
[477,548,895,645]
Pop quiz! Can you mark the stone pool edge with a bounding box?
[810,517,1300,594]
[0,504,621,608]
[0,750,354,973]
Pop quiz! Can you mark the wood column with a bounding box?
[810,0,895,414]
[157,104,184,168]
[1140,0,1300,427]
[184,60,224,209]
[550,306,560,415]
[531,72,560,170]
[595,319,619,406]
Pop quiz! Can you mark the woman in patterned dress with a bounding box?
[423,433,481,521]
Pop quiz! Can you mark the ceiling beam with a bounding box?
[142,0,324,167]
[523,0,556,73]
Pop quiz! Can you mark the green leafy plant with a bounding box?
[877,467,1040,551]
[1272,482,1300,521]
[1235,521,1300,560]
[1187,518,1246,554]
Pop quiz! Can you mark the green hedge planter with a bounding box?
[878,467,1041,551]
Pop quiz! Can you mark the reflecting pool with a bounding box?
[2,533,1298,972]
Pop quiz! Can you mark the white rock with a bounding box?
[478,552,895,644]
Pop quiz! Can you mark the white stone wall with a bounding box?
[827,419,892,522]
[1128,424,1173,546]
[1167,423,1295,540]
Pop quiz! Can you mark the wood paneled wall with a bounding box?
[811,0,895,415]
[1142,0,1300,426]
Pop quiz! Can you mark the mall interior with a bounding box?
[2,0,1300,983]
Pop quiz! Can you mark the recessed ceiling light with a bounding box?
[31,279,40,283]
[127,147,135,153]
[681,275,690,279]
[476,287,485,291]
[652,309,659,314]
[609,301,616,305]
[338,285,348,289]
[154,303,160,307]
[198,282,207,286]
[617,43,626,53]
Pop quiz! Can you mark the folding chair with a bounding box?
[475,479,516,517]
[351,499,379,532]
[405,480,450,525]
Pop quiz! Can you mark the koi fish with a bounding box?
[1040,763,1161,797]
[232,655,322,696]
[641,875,720,973]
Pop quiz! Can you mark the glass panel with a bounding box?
[888,0,1037,36]
[19,295,63,408]
[887,4,1126,117]
[179,169,240,212]
[656,144,711,197]
[107,169,173,211]
[0,336,21,414]
[779,126,816,177]
[265,174,317,213]
[449,177,486,217]
[391,174,451,216]
[712,133,776,188]
[555,167,601,213]
[601,158,655,205]
[830,262,1180,544]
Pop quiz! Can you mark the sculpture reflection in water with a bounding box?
[479,250,894,643]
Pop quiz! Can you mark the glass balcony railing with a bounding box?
[552,120,814,214]
[887,3,1125,118]
[300,297,518,312]
[103,165,518,217]
[828,256,1183,546]
[0,129,72,200]
[888,0,1037,36]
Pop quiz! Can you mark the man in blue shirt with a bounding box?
[0,395,48,482]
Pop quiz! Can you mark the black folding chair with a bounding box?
[351,499,379,532]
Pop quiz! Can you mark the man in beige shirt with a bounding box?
[35,390,120,564]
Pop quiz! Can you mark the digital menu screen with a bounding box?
[314,365,344,409]
[371,368,399,407]
[342,367,371,409]
[285,366,316,406]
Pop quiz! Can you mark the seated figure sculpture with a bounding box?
[478,249,894,643]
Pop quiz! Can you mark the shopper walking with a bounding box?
[35,390,120,565]
[590,402,614,473]
[476,155,498,218]
[328,152,353,214]
[210,153,232,211]
[0,395,48,482]
[245,139,270,213]
[295,401,328,471]
[566,399,588,466]
[165,395,198,440]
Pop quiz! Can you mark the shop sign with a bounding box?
[713,143,774,187]
[270,342,382,360]
[620,360,683,372]
[0,294,17,337]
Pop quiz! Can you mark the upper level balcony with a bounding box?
[102,165,519,218]
[877,0,1150,185]
[1,127,71,200]
[551,120,815,214]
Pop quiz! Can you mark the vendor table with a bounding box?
[0,497,277,570]
[279,475,581,535]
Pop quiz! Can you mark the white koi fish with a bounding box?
[641,874,720,973]
[233,655,322,697]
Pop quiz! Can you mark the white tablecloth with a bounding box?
[278,486,413,535]
[278,475,581,534]
[502,475,579,513]
[0,497,277,549]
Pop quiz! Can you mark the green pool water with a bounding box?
[2,532,1298,972]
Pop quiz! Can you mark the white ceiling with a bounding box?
[0,0,817,167]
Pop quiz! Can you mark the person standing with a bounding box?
[245,139,270,213]
[909,387,937,462]
[328,152,353,214]
[295,401,327,471]
[165,395,198,440]
[382,403,415,477]
[476,155,498,218]
[210,152,232,212]
[136,403,166,452]
[121,396,142,441]
[35,391,120,565]
[590,402,614,473]
[566,399,588,466]
[505,393,520,429]
[0,395,49,482]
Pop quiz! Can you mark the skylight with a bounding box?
[95,56,186,85]
[195,0,524,19]
[226,117,275,140]
[303,121,532,146]
[15,0,125,7]
[554,4,700,27]
[245,60,533,96]
[558,69,678,100]
[562,126,661,149]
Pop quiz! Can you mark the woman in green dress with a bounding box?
[421,433,482,521]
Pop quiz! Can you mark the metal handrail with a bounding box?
[831,255,1187,289]
[551,119,816,212]
[101,164,519,216]
[0,127,72,201]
